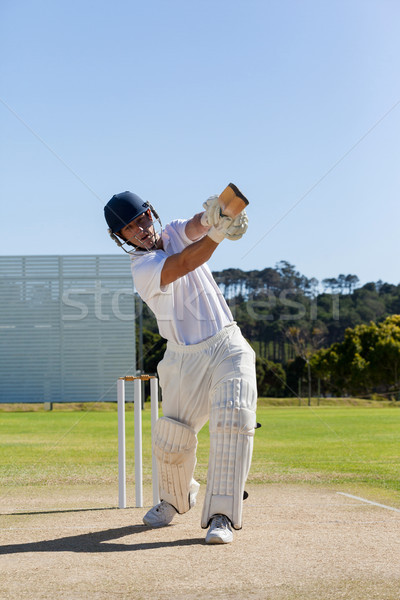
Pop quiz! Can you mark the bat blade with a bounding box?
[218,183,249,219]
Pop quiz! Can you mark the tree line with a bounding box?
[139,261,400,400]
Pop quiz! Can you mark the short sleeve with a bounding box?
[173,219,192,246]
[163,219,193,249]
[130,251,169,301]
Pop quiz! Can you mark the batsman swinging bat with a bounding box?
[218,183,249,219]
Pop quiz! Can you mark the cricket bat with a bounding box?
[218,183,249,219]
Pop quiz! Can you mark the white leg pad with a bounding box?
[153,416,199,514]
[201,379,257,530]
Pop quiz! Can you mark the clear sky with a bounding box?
[1,0,399,286]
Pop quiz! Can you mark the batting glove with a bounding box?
[200,195,221,228]
[207,216,233,243]
[225,210,248,241]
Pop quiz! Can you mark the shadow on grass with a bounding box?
[0,524,205,554]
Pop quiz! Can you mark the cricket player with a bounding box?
[104,189,258,544]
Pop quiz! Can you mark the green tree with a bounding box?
[255,356,286,397]
[369,315,400,396]
[311,315,400,398]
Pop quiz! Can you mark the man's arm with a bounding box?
[160,234,218,287]
[160,208,241,287]
[184,212,209,241]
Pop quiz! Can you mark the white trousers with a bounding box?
[156,322,257,529]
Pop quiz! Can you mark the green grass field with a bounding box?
[1,402,399,502]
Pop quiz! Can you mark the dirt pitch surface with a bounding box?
[1,484,400,600]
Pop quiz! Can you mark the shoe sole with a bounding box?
[142,518,172,528]
[205,534,233,545]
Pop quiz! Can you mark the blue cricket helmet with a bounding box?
[104,191,150,233]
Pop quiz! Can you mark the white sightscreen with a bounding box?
[0,255,136,403]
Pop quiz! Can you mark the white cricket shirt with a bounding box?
[130,219,233,345]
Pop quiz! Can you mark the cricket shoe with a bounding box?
[205,514,233,545]
[143,500,177,528]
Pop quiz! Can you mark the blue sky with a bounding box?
[1,0,399,286]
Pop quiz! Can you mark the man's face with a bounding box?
[119,210,157,250]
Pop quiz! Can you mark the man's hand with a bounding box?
[207,216,233,243]
[207,210,248,243]
[200,195,221,228]
[224,210,248,241]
